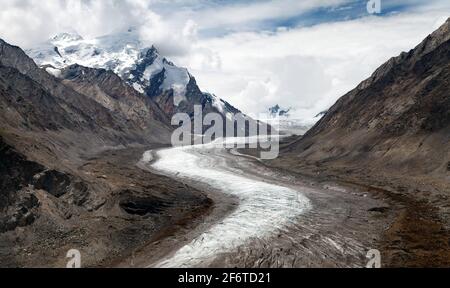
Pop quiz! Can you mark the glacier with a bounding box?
[143,137,311,267]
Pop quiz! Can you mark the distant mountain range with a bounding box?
[268,104,291,118]
[27,31,249,129]
[266,104,325,136]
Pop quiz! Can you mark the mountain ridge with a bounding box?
[27,31,248,125]
[268,18,450,219]
[0,37,210,267]
[266,19,450,267]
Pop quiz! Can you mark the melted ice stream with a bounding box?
[142,139,311,267]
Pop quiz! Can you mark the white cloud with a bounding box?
[137,10,199,56]
[0,0,353,50]
[0,0,449,120]
[174,11,450,119]
[0,0,198,56]
[0,0,136,47]
[172,0,350,31]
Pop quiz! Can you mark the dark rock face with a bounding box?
[0,135,89,202]
[128,46,160,89]
[70,181,89,206]
[279,18,450,178]
[32,170,71,198]
[0,190,39,233]
[120,194,171,216]
[144,68,165,99]
[0,136,44,209]
[0,136,88,232]
[368,207,390,213]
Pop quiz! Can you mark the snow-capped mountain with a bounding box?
[265,104,325,136]
[268,104,291,118]
[27,30,240,121]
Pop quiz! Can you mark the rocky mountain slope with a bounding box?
[0,38,210,267]
[275,18,449,183]
[1,38,172,151]
[269,18,450,267]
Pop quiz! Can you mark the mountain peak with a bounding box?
[143,45,160,59]
[269,104,290,118]
[414,17,450,57]
[52,32,83,42]
[127,26,138,33]
[27,30,248,125]
[358,17,449,91]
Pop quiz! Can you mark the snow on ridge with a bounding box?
[27,31,141,78]
[52,32,83,42]
[27,31,190,101]
[209,93,225,113]
[137,51,190,105]
[27,30,236,111]
[45,67,62,78]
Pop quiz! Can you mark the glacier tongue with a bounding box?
[145,138,311,267]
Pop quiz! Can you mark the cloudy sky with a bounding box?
[0,0,449,119]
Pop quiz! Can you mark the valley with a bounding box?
[0,15,449,268]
